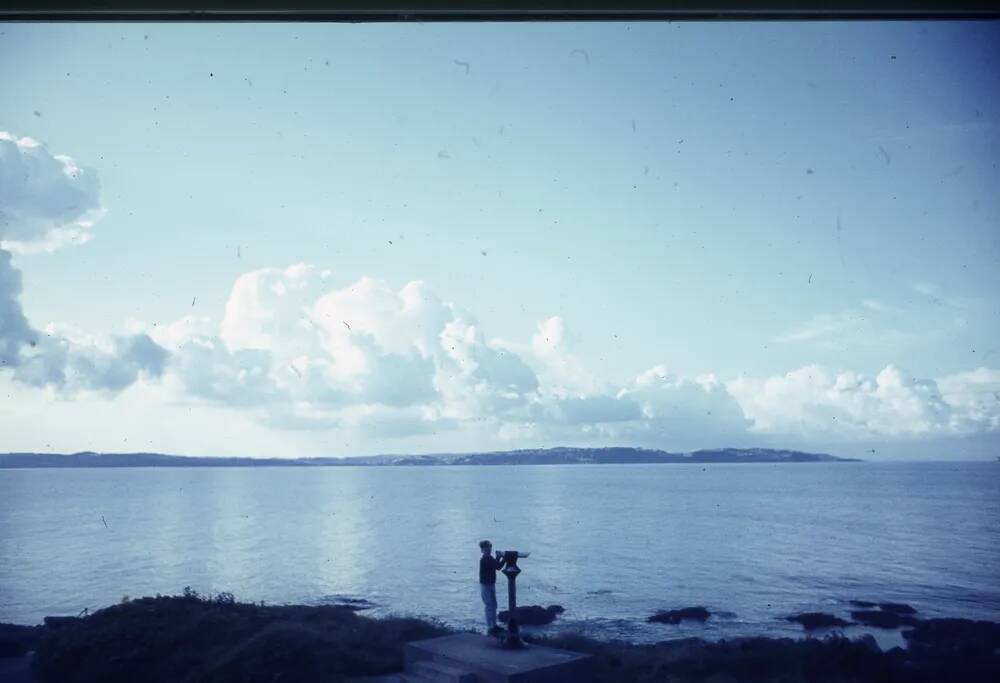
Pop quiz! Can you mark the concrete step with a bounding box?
[397,673,441,683]
[410,658,477,683]
[406,633,593,683]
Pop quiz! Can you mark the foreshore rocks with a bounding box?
[498,604,565,626]
[849,600,917,614]
[878,602,917,615]
[841,601,920,629]
[785,612,852,630]
[850,610,920,629]
[648,607,711,624]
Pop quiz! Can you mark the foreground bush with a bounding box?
[34,591,450,683]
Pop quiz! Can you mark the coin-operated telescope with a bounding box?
[499,550,530,649]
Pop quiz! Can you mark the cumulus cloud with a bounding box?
[150,265,540,434]
[0,249,35,367]
[143,266,766,447]
[527,316,600,395]
[727,364,1000,440]
[145,267,1000,449]
[537,394,643,425]
[0,132,103,253]
[0,131,165,394]
[14,324,167,392]
[936,367,1000,433]
[608,365,752,446]
[6,245,1000,448]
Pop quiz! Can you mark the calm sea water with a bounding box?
[1,462,998,646]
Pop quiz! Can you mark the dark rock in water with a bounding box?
[850,610,919,629]
[648,607,711,624]
[319,595,376,611]
[849,600,877,608]
[42,617,80,630]
[877,602,917,615]
[331,599,376,612]
[785,612,851,630]
[497,605,564,626]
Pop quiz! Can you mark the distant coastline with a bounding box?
[0,447,860,469]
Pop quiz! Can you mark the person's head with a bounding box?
[479,540,492,555]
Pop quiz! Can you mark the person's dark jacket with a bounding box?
[479,553,506,584]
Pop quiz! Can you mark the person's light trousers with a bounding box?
[480,583,498,629]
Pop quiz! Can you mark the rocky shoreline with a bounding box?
[2,593,998,682]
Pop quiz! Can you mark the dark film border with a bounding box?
[1,0,999,21]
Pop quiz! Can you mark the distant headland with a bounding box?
[0,447,860,468]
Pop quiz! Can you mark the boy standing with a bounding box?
[478,540,506,635]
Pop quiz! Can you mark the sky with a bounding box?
[0,20,998,459]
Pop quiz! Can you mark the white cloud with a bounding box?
[936,367,1000,433]
[0,248,34,367]
[0,132,103,253]
[607,365,752,447]
[151,267,541,435]
[774,304,907,346]
[0,132,165,394]
[727,364,1000,440]
[5,240,999,450]
[527,316,600,395]
[12,322,167,393]
[910,282,977,311]
[106,267,1000,449]
[135,267,766,448]
[775,293,967,349]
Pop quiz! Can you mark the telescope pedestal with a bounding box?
[500,562,523,649]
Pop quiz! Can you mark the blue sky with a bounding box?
[1,21,998,459]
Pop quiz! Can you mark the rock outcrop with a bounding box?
[648,607,711,624]
[849,610,919,629]
[497,605,564,626]
[785,612,851,630]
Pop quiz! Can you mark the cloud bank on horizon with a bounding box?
[1,130,998,458]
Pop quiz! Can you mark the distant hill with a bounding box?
[0,447,859,468]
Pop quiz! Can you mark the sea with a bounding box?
[1,462,998,649]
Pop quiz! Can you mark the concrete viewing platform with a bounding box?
[355,632,593,683]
